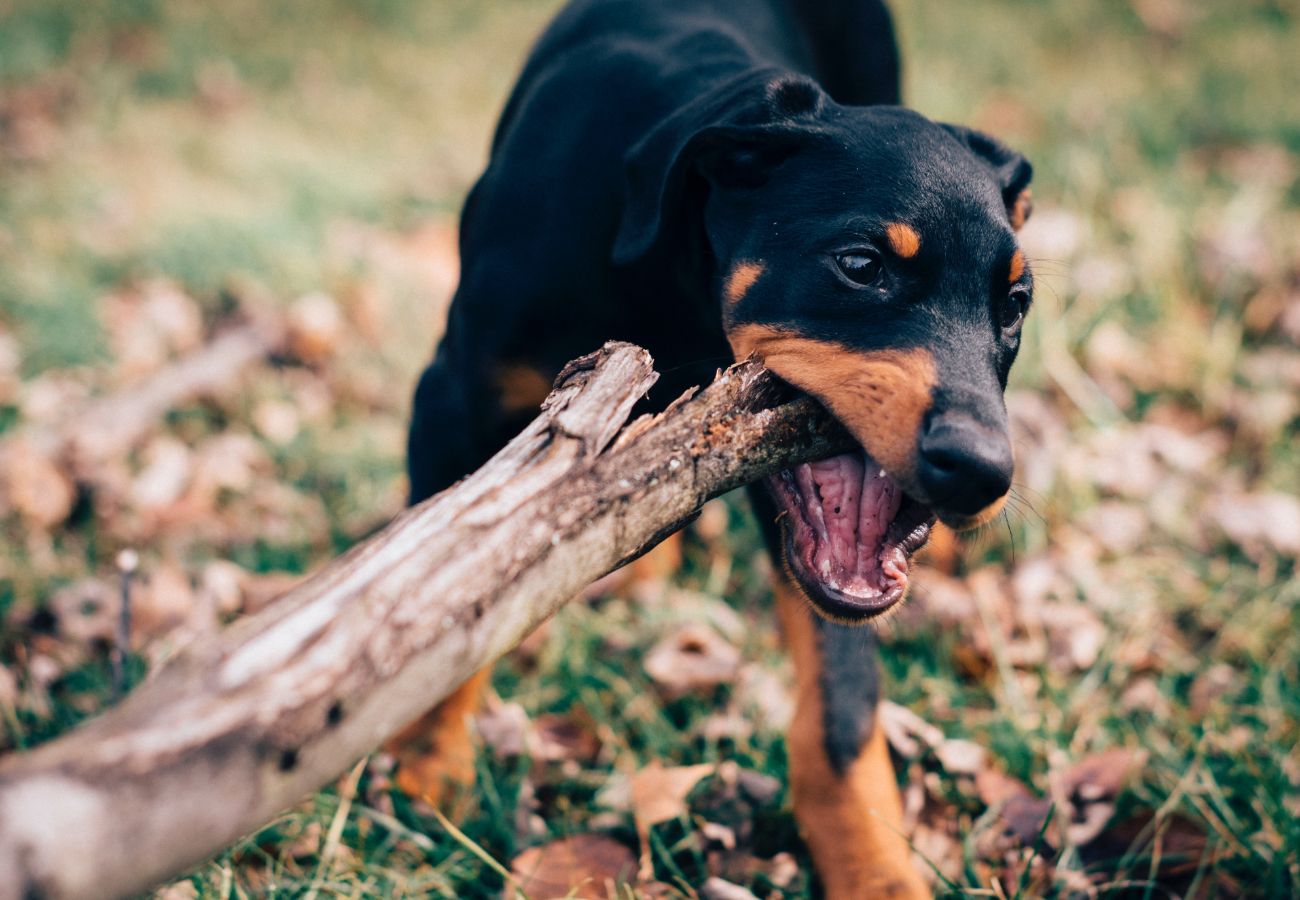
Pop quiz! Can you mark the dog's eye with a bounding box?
[835,252,883,287]
[1000,289,1030,331]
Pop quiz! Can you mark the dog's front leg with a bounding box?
[776,576,930,900]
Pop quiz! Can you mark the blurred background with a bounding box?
[0,0,1297,896]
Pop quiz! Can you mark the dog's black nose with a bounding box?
[917,415,1013,517]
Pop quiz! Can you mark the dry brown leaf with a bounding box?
[509,833,636,900]
[1053,747,1146,846]
[975,769,1057,848]
[734,663,792,731]
[533,712,602,764]
[1206,490,1300,559]
[251,399,301,446]
[102,280,203,380]
[196,560,250,618]
[130,437,194,513]
[476,701,531,759]
[629,761,713,878]
[3,439,75,529]
[153,881,199,900]
[935,738,986,776]
[643,623,741,697]
[878,700,943,758]
[47,578,119,648]
[1189,663,1239,715]
[700,877,760,900]
[132,563,200,644]
[285,292,345,364]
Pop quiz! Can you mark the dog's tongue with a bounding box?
[793,453,903,595]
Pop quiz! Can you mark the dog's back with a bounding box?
[416,0,903,501]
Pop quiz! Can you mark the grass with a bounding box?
[0,0,1297,897]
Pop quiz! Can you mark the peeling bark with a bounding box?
[0,342,850,900]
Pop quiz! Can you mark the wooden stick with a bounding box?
[0,342,850,900]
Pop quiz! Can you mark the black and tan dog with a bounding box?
[396,0,1033,895]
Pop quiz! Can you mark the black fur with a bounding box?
[410,0,1032,785]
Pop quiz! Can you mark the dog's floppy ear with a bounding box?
[941,124,1034,230]
[612,71,828,265]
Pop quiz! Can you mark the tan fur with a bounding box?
[885,223,921,259]
[1009,249,1026,284]
[494,363,553,414]
[1010,188,1033,231]
[724,260,765,307]
[776,577,930,899]
[922,522,960,575]
[728,324,936,481]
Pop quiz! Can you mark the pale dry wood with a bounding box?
[0,318,282,482]
[0,342,850,900]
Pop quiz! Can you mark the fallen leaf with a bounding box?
[1189,663,1239,715]
[644,623,740,697]
[935,738,986,776]
[629,761,713,878]
[476,701,531,759]
[976,770,1058,849]
[509,834,636,900]
[1052,748,1146,846]
[1206,491,1300,559]
[251,399,301,446]
[878,700,943,758]
[285,292,345,364]
[3,439,76,529]
[132,562,200,644]
[47,577,119,648]
[700,877,759,900]
[533,712,602,764]
[131,437,194,512]
[734,663,792,731]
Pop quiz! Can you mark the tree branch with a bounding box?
[0,342,850,900]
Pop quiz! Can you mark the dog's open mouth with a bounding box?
[767,450,935,621]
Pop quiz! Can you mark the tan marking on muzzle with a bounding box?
[728,324,937,481]
[885,223,921,259]
[1009,249,1025,284]
[723,261,765,307]
[942,492,1009,532]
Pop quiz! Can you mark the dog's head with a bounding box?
[614,72,1033,621]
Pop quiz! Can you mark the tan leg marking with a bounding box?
[723,261,765,308]
[494,363,554,414]
[776,577,930,899]
[387,668,491,815]
[1008,249,1026,284]
[728,325,936,482]
[885,223,921,259]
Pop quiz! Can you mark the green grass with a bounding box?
[0,0,1297,897]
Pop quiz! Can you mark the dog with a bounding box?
[396,1,1033,896]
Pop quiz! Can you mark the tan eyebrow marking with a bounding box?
[1008,249,1026,284]
[1009,188,1033,230]
[885,223,921,258]
[723,260,764,306]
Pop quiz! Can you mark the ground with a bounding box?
[0,0,1297,897]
